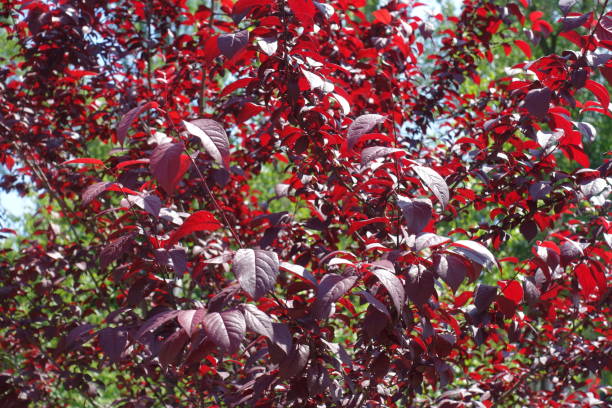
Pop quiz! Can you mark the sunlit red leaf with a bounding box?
[166,211,221,247]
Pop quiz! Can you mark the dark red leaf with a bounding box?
[523,277,541,304]
[63,324,96,352]
[370,353,390,379]
[287,0,316,28]
[520,220,538,242]
[357,290,391,317]
[558,0,577,14]
[271,323,293,355]
[241,303,274,339]
[414,232,451,251]
[560,239,586,266]
[529,181,552,200]
[123,193,161,217]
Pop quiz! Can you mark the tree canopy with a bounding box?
[0,0,610,407]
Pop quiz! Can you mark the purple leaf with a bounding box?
[271,323,293,355]
[136,311,179,340]
[561,12,592,32]
[576,121,596,142]
[474,284,497,311]
[450,240,497,270]
[117,102,152,145]
[579,177,606,197]
[301,68,334,92]
[64,324,96,351]
[363,307,388,338]
[82,181,114,207]
[149,142,190,194]
[177,309,207,337]
[360,147,405,166]
[241,303,274,339]
[371,267,405,313]
[280,262,318,286]
[560,239,586,266]
[257,36,278,56]
[100,234,133,269]
[405,266,434,306]
[158,329,189,366]
[558,0,577,14]
[278,344,310,379]
[313,274,358,319]
[434,253,467,293]
[202,310,246,354]
[242,303,293,354]
[524,87,552,119]
[356,290,391,317]
[523,277,541,304]
[232,249,280,300]
[412,166,449,210]
[321,339,352,368]
[307,362,331,395]
[347,114,386,150]
[144,194,162,217]
[218,30,249,59]
[529,181,551,200]
[169,248,187,276]
[414,232,450,252]
[520,220,538,242]
[98,327,128,363]
[398,197,432,234]
[183,119,230,169]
